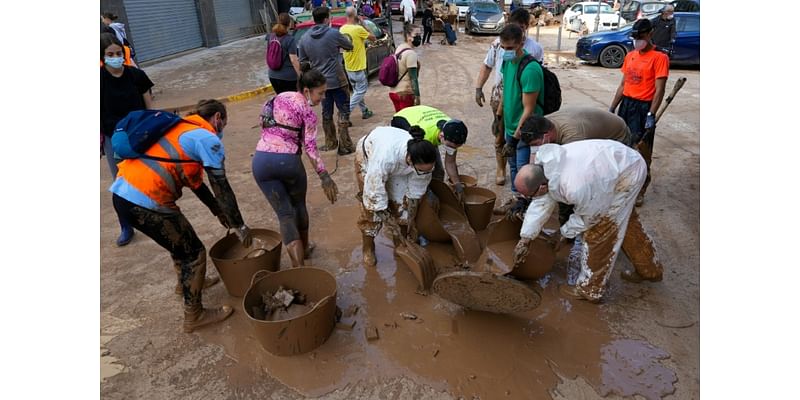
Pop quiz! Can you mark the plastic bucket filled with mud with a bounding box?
[243,268,337,356]
[485,218,557,280]
[462,187,497,231]
[209,229,282,297]
[450,174,477,187]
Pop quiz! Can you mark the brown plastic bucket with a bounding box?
[462,187,497,231]
[450,174,477,187]
[485,218,556,280]
[209,229,282,297]
[243,267,337,356]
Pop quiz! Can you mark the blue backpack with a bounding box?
[111,110,194,162]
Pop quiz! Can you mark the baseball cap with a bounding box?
[631,18,653,39]
[436,119,468,145]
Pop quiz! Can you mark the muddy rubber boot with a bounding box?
[495,152,506,186]
[299,230,315,259]
[559,284,599,303]
[319,118,338,151]
[362,234,377,267]
[286,240,306,268]
[183,304,234,333]
[620,269,663,283]
[172,261,221,295]
[337,121,355,155]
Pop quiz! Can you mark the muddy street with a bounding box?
[100,19,700,400]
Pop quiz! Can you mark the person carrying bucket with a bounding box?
[355,126,438,266]
[512,140,664,303]
[390,105,469,198]
[109,99,252,333]
[252,65,339,268]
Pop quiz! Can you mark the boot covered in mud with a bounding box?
[286,240,306,268]
[183,303,234,333]
[494,151,506,186]
[173,259,220,296]
[362,233,377,266]
[337,118,355,155]
[319,118,338,151]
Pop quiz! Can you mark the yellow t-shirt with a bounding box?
[340,24,370,72]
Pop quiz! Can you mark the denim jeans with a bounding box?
[506,134,531,193]
[322,85,350,121]
[347,70,369,115]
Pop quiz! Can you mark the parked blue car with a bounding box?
[575,12,699,68]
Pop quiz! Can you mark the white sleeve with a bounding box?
[520,194,557,239]
[483,43,496,68]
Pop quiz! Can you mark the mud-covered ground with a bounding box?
[101,21,699,399]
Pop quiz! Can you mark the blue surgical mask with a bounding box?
[104,56,124,69]
[502,51,516,62]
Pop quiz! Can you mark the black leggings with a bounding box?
[269,77,298,95]
[252,152,309,244]
[423,26,433,44]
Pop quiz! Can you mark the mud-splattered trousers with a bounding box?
[252,152,309,244]
[113,194,208,308]
[520,141,664,301]
[354,129,431,239]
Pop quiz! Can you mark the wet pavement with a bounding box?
[102,17,699,400]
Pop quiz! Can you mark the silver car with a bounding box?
[466,1,506,34]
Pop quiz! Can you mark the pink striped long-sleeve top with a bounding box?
[256,91,326,174]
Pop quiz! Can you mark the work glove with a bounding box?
[453,182,465,202]
[414,96,421,106]
[475,88,485,107]
[234,224,253,248]
[319,171,339,204]
[501,141,516,158]
[645,112,656,130]
[505,196,531,222]
[513,237,531,266]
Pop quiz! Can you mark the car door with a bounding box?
[672,14,699,65]
[363,19,389,75]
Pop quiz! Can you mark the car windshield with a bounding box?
[362,19,384,38]
[456,0,472,6]
[583,4,615,13]
[473,2,500,12]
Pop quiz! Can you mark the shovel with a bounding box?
[384,217,436,292]
[655,77,687,123]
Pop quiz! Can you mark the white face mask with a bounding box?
[634,39,648,50]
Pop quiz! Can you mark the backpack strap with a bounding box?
[515,54,543,108]
[396,47,413,82]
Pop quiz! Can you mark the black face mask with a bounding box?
[412,35,421,47]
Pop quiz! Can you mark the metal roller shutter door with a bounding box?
[123,0,203,62]
[214,0,253,43]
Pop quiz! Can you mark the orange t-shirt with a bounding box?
[621,49,669,102]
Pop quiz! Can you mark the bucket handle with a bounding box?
[311,294,335,312]
[250,269,273,288]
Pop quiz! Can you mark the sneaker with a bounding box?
[362,109,374,119]
[116,227,134,247]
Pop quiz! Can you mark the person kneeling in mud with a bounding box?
[355,125,438,266]
[110,99,252,332]
[512,140,663,303]
[252,65,339,268]
[390,105,469,198]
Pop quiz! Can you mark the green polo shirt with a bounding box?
[501,50,544,138]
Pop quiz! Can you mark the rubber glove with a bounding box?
[513,237,531,265]
[645,112,656,130]
[319,171,338,204]
[475,88,485,107]
[235,224,252,247]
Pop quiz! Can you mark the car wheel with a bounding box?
[599,45,626,68]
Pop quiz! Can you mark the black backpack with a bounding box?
[516,54,562,115]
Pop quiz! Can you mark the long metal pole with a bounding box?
[557,23,562,51]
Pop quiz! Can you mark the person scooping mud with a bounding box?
[110,99,251,332]
[512,140,663,303]
[390,105,469,198]
[355,126,438,266]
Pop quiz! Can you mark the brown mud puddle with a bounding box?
[199,204,677,399]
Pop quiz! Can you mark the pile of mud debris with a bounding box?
[250,286,314,322]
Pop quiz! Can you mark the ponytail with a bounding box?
[407,138,437,165]
[188,99,227,121]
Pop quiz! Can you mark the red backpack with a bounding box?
[266,34,285,70]
[378,48,411,87]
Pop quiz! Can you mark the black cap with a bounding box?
[437,119,468,145]
[391,116,412,131]
[631,18,653,39]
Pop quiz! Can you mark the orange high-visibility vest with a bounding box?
[117,115,217,209]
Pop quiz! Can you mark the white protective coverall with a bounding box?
[355,126,432,237]
[401,0,416,24]
[520,140,663,301]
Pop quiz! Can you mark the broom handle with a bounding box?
[655,77,687,123]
